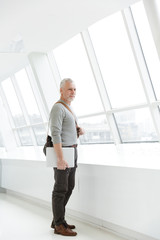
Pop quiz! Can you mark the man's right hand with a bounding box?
[53,143,69,170]
[57,159,69,170]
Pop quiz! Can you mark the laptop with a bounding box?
[46,147,75,167]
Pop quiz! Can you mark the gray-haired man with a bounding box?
[50,78,84,236]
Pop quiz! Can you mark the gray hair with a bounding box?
[60,78,74,89]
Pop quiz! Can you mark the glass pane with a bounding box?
[89,11,146,108]
[17,128,33,146]
[131,2,160,100]
[114,108,158,142]
[78,115,113,144]
[32,124,46,146]
[53,34,104,116]
[2,78,26,127]
[15,69,42,124]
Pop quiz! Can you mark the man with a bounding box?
[50,78,84,236]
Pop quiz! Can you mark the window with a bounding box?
[1,68,46,146]
[53,34,104,116]
[17,127,33,146]
[114,108,158,142]
[15,69,42,124]
[53,34,114,143]
[1,78,26,127]
[131,1,160,100]
[32,124,46,146]
[78,115,113,144]
[51,4,160,145]
[89,11,146,108]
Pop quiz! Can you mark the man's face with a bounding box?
[60,81,76,103]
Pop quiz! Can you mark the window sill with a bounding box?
[78,143,160,170]
[0,143,160,170]
[0,146,45,161]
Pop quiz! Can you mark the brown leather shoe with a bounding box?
[54,224,77,236]
[63,221,76,229]
[51,221,76,229]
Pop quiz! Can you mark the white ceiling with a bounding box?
[0,0,139,80]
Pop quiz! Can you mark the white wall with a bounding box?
[1,155,160,240]
[69,164,160,239]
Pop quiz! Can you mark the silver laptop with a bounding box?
[46,147,75,167]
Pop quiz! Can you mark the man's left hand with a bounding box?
[77,127,85,136]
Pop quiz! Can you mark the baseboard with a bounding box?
[6,189,51,210]
[66,208,159,240]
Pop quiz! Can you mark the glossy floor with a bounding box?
[0,193,125,240]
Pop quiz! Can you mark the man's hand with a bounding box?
[53,143,69,170]
[57,159,69,170]
[77,127,85,136]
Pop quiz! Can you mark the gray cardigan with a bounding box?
[50,100,77,146]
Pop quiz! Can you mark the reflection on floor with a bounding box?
[0,193,125,240]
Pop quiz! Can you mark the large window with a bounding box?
[78,115,113,144]
[89,11,146,108]
[1,68,46,146]
[1,78,26,127]
[17,128,33,146]
[15,69,42,124]
[50,2,160,145]
[114,108,158,142]
[131,1,160,100]
[53,34,104,117]
[53,34,113,144]
[15,69,46,146]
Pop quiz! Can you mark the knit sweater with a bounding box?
[50,100,77,146]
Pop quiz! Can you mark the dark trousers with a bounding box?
[52,148,77,226]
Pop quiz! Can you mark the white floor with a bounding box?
[0,193,125,240]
